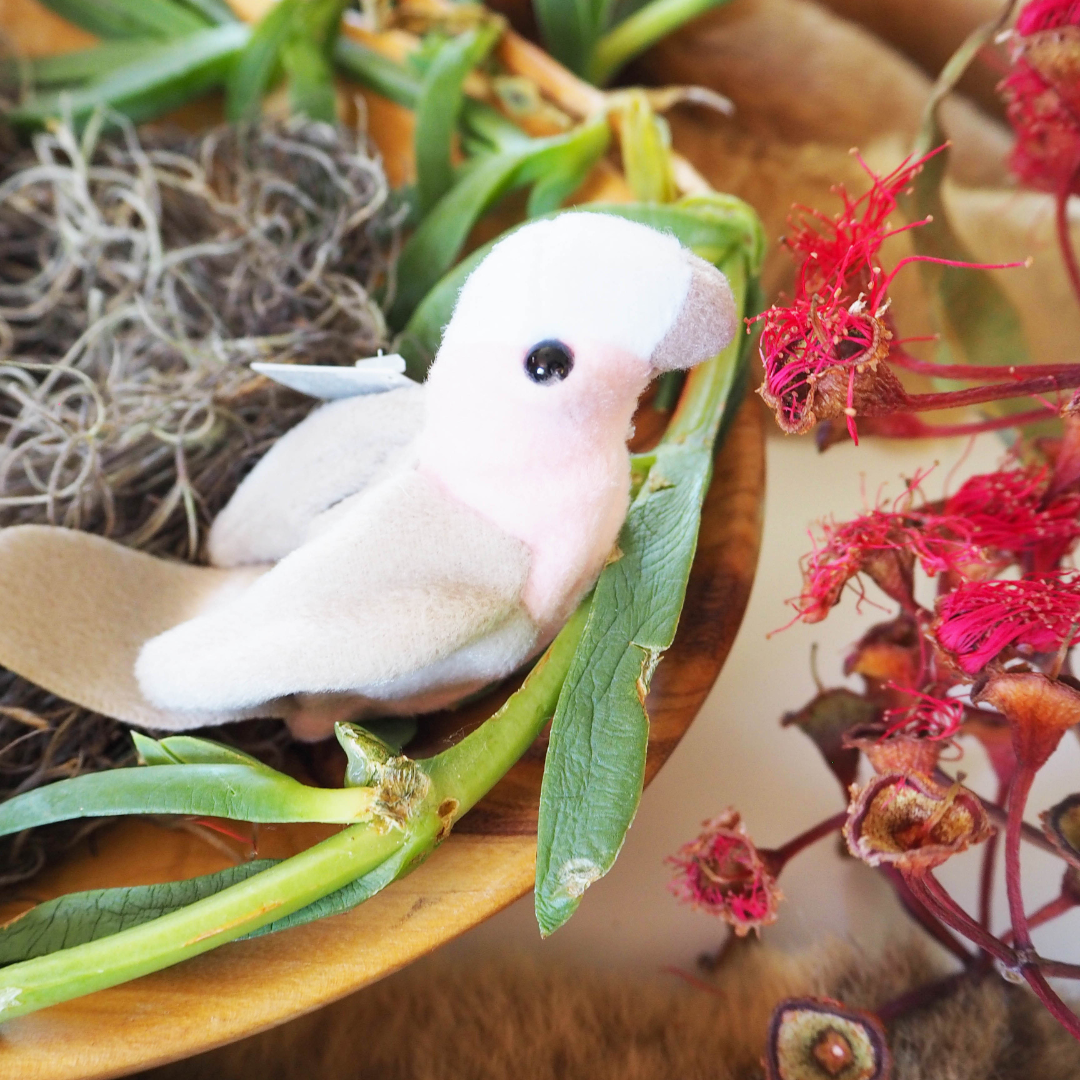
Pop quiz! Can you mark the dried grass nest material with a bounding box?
[0,112,399,890]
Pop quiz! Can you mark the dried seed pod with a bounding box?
[842,726,943,776]
[1041,792,1080,868]
[782,689,878,796]
[765,996,891,1080]
[974,670,1080,769]
[844,771,992,871]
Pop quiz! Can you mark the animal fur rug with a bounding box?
[138,939,1080,1079]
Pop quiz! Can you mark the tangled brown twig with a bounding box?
[0,110,398,889]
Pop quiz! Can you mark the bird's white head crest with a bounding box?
[438,212,737,374]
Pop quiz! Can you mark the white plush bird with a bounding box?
[0,213,736,741]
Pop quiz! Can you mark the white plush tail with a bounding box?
[0,526,265,729]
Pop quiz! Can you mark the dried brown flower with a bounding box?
[844,772,992,871]
[765,997,891,1080]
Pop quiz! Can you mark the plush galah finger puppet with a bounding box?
[0,213,736,741]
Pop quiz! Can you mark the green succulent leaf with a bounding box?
[587,0,731,85]
[281,32,338,121]
[225,0,296,121]
[8,23,250,131]
[415,24,501,214]
[131,733,278,771]
[174,0,239,26]
[333,36,422,108]
[532,0,612,77]
[0,759,376,836]
[618,90,677,204]
[0,862,275,966]
[33,0,209,41]
[386,116,610,330]
[4,41,168,89]
[534,216,756,936]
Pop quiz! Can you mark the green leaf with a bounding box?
[4,42,166,89]
[387,117,610,330]
[533,0,611,77]
[333,36,422,109]
[174,0,239,26]
[0,862,274,965]
[618,90,677,204]
[33,0,209,41]
[0,761,376,836]
[8,23,250,131]
[0,604,591,1021]
[535,241,753,936]
[282,33,337,121]
[225,0,296,121]
[131,733,278,772]
[588,0,731,85]
[415,24,500,215]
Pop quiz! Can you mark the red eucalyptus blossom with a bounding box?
[754,154,930,440]
[1002,0,1080,197]
[666,809,782,935]
[942,465,1080,572]
[934,572,1080,674]
[1001,0,1080,305]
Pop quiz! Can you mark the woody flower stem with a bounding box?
[1005,765,1039,957]
[765,810,848,872]
[900,370,1080,413]
[1057,164,1080,309]
[1004,764,1080,1040]
[905,871,1016,967]
[880,866,973,967]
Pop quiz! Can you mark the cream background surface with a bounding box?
[443,423,1080,971]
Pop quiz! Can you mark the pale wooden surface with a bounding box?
[0,3,766,1073]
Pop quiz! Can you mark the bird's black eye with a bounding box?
[524,340,573,384]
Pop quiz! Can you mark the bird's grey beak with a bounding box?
[649,254,738,373]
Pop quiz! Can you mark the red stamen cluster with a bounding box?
[753,155,930,439]
[943,466,1080,571]
[666,809,781,935]
[882,686,964,741]
[1001,0,1080,198]
[1017,0,1080,32]
[794,465,1080,624]
[935,572,1080,674]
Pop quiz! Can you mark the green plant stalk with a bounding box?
[588,0,731,85]
[0,605,589,1021]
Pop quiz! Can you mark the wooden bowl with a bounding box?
[0,397,762,1080]
[0,3,765,1075]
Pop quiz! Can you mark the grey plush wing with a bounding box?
[209,383,426,567]
[0,525,265,728]
[136,470,540,719]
